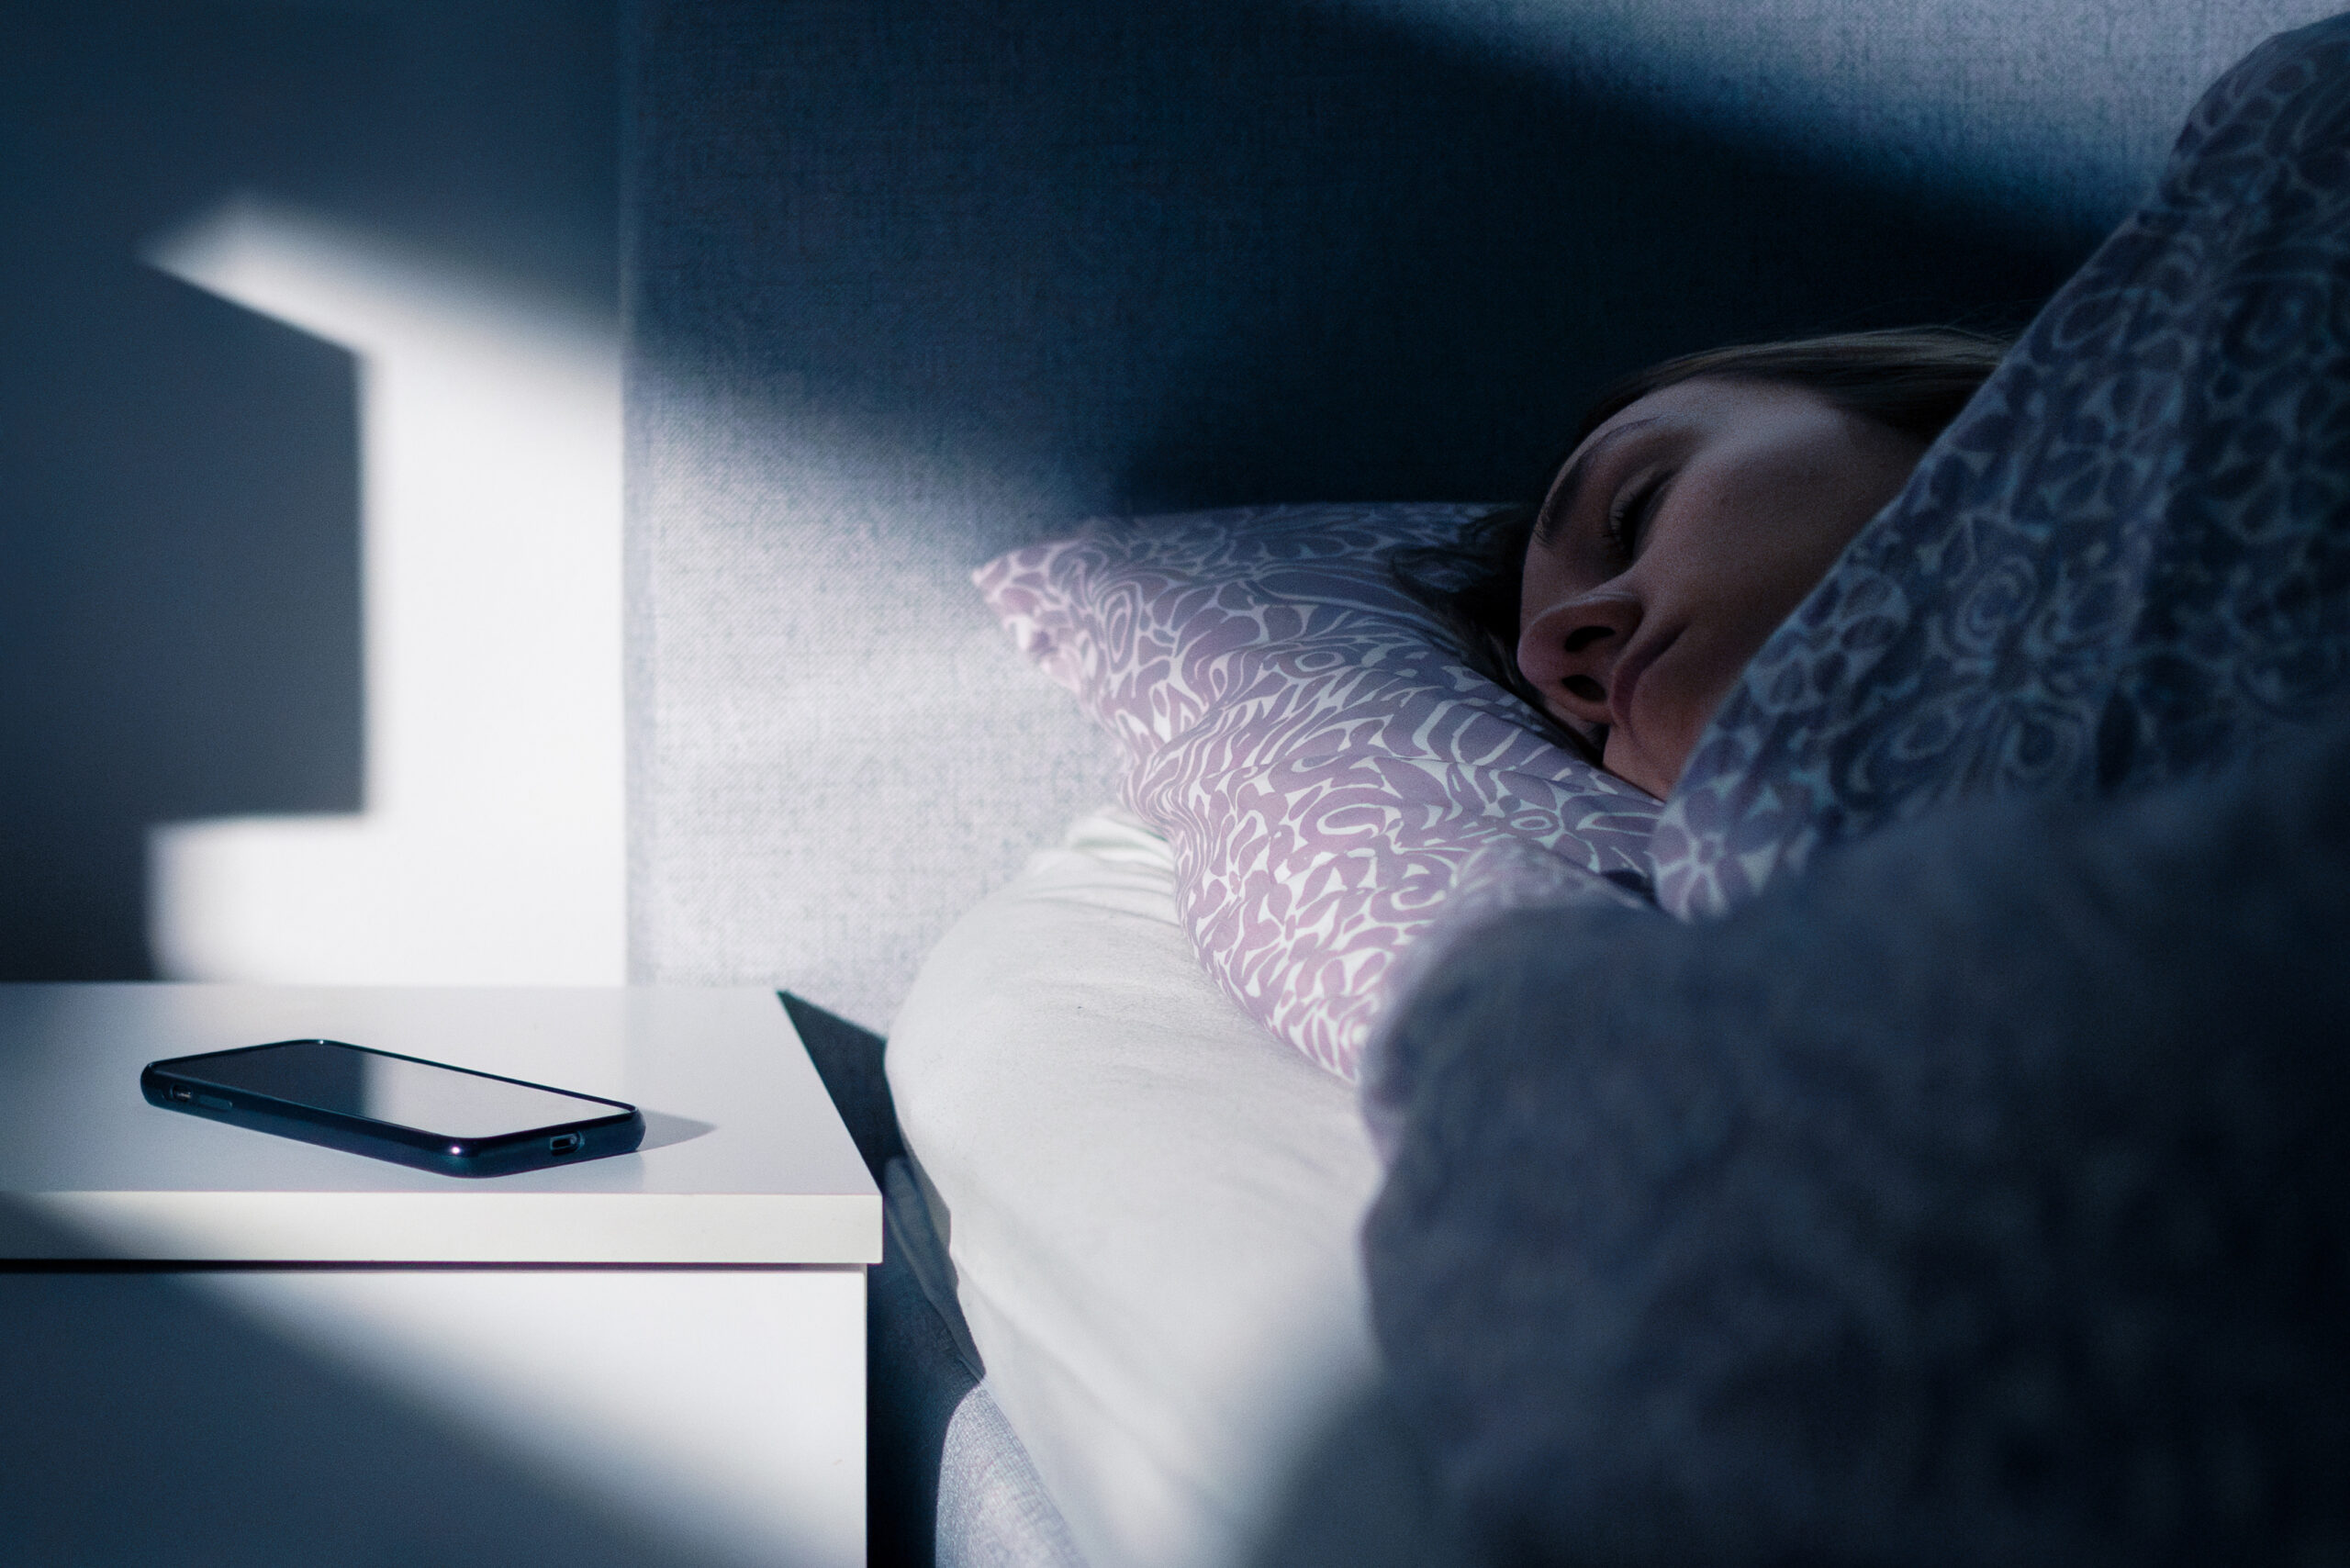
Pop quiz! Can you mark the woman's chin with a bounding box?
[1600,735,1674,801]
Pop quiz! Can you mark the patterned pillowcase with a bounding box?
[976,504,1661,1080]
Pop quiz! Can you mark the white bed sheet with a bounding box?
[888,807,1384,1568]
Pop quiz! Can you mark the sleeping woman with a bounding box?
[1421,6,2350,890]
[1414,329,2009,799]
[1355,20,2350,1563]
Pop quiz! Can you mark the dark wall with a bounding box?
[0,0,615,980]
[630,0,2086,532]
[625,0,2210,1016]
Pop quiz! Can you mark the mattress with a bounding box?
[887,808,1384,1568]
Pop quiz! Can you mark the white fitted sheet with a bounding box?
[887,807,1384,1568]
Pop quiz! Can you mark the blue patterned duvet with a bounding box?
[1653,16,2350,915]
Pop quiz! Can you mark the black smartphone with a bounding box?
[141,1038,645,1179]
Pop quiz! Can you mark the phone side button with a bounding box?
[549,1133,583,1156]
[196,1093,234,1111]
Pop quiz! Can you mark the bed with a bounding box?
[621,5,2350,1564]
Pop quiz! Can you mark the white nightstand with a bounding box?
[0,984,878,1568]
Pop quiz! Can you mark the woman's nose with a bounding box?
[1517,593,1641,728]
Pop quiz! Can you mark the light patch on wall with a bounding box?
[622,365,1125,1024]
[143,196,622,984]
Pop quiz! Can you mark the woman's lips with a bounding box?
[1608,624,1682,736]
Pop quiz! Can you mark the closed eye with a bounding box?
[1606,470,1670,564]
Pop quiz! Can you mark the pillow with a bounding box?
[976,504,1660,1080]
[887,805,1387,1568]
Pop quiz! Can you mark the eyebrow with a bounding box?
[1533,417,1662,547]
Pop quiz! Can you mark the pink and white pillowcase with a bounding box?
[976,504,1662,1081]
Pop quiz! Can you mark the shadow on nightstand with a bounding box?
[638,1108,716,1153]
[0,1205,746,1566]
[783,991,1085,1568]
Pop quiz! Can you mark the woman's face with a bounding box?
[1516,377,1928,798]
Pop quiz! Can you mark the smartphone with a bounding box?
[142,1038,645,1179]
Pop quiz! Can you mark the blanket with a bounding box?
[1351,17,2350,1565]
[1651,14,2350,917]
[1367,712,2350,1566]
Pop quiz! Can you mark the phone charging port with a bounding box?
[168,1084,193,1103]
[549,1133,583,1156]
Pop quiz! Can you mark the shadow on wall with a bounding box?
[631,0,2106,563]
[9,0,2303,981]
[0,0,614,981]
[620,0,2243,1018]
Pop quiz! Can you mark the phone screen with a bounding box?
[182,1039,621,1138]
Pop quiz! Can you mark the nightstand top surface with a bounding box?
[0,984,878,1264]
